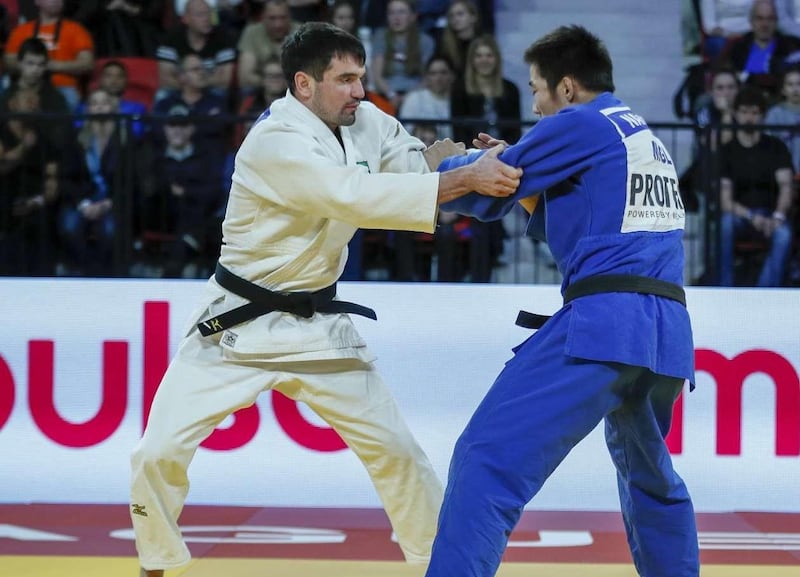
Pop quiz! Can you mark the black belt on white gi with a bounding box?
[515,274,687,330]
[197,263,377,337]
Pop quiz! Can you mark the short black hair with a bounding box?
[281,21,365,94]
[101,59,128,76]
[17,37,49,62]
[734,84,768,113]
[523,25,614,95]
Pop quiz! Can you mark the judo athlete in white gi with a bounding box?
[129,22,522,577]
[424,26,700,577]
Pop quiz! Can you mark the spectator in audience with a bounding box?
[451,34,520,145]
[694,65,740,148]
[717,0,800,102]
[680,66,740,284]
[143,103,226,277]
[59,87,130,276]
[371,0,435,109]
[399,54,455,138]
[235,54,286,144]
[237,0,298,92]
[153,52,228,152]
[451,33,520,282]
[0,85,59,276]
[718,84,795,286]
[68,0,162,58]
[435,0,480,78]
[765,64,800,170]
[700,0,754,59]
[174,0,247,36]
[328,0,357,35]
[77,59,148,138]
[0,37,70,148]
[3,0,95,111]
[156,0,237,99]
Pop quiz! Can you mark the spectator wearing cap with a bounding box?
[138,101,227,278]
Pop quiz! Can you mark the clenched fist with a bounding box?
[423,138,467,171]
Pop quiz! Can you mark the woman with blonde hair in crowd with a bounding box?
[436,0,480,77]
[451,34,521,283]
[371,0,435,109]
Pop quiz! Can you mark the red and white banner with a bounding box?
[0,280,797,511]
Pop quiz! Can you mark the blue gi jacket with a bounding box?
[440,93,695,384]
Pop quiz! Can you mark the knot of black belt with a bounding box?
[515,274,686,330]
[197,263,377,337]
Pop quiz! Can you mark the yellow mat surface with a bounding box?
[3,557,800,577]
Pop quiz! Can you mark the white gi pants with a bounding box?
[130,330,443,570]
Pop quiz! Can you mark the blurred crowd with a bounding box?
[679,0,799,286]
[0,0,526,282]
[0,0,798,286]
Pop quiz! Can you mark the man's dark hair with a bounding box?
[733,84,768,113]
[17,37,49,62]
[523,25,614,94]
[281,22,365,94]
[425,53,454,72]
[102,59,128,76]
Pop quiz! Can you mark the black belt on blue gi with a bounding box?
[515,274,687,330]
[197,263,377,337]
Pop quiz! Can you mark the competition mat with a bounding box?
[2,504,799,576]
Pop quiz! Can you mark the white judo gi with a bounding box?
[130,93,445,570]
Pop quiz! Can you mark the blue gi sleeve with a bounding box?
[439,105,614,221]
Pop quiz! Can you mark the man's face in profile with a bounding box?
[308,55,366,130]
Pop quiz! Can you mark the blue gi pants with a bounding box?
[425,320,699,577]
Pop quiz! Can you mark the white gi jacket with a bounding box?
[190,92,441,362]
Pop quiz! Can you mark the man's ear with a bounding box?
[294,71,313,100]
[561,76,575,102]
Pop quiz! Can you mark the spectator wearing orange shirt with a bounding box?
[3,0,95,110]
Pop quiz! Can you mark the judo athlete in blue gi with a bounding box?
[424,26,699,577]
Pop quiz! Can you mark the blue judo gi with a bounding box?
[425,93,699,577]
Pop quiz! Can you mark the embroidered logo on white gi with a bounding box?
[221,331,238,348]
[356,160,371,173]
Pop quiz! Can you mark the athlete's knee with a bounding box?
[131,433,184,474]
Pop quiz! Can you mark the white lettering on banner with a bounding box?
[0,524,77,541]
[507,531,593,547]
[110,526,346,544]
